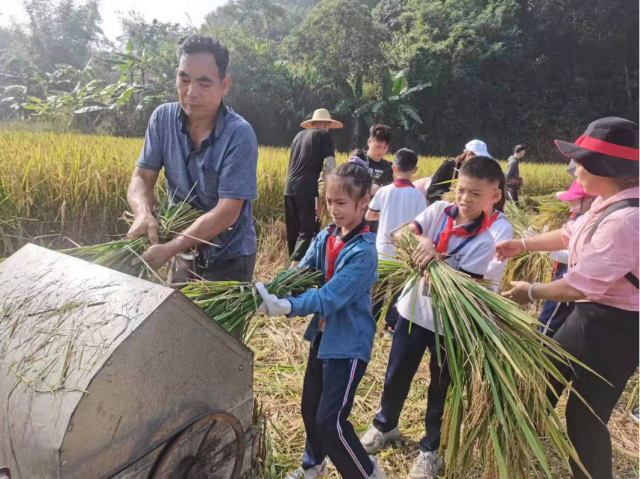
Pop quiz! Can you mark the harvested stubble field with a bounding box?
[0,129,637,478]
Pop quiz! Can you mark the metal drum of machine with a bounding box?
[0,244,260,479]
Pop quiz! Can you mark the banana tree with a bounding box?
[336,69,431,147]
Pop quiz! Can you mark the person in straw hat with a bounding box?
[498,117,639,479]
[285,108,343,266]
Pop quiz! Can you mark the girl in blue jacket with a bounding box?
[257,158,384,479]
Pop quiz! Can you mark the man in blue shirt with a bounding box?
[127,35,259,330]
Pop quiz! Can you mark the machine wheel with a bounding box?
[149,411,245,479]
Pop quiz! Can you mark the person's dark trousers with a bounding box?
[372,291,401,331]
[372,315,452,452]
[168,252,256,339]
[285,194,320,262]
[506,185,519,203]
[547,303,639,479]
[301,333,374,478]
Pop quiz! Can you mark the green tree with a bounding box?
[283,0,388,93]
[20,0,106,70]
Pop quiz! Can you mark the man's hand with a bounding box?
[127,214,160,245]
[502,281,532,304]
[495,239,525,261]
[412,236,437,268]
[132,243,173,271]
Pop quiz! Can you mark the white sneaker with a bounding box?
[407,451,444,479]
[284,460,328,479]
[370,456,387,479]
[360,425,401,454]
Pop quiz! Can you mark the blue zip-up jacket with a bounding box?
[287,224,378,363]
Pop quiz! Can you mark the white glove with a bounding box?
[255,282,292,317]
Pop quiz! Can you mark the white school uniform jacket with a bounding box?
[485,212,514,293]
[396,201,496,333]
[369,179,428,260]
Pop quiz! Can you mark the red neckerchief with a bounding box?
[393,179,414,188]
[325,222,370,280]
[434,205,499,254]
[320,221,370,330]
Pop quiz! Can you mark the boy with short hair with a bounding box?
[364,124,394,187]
[364,124,393,234]
[366,148,427,334]
[360,156,504,479]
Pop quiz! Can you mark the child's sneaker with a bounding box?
[284,460,327,479]
[407,451,444,479]
[360,425,401,454]
[370,456,387,479]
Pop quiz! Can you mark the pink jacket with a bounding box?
[562,187,639,311]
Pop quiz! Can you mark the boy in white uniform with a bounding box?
[366,148,427,334]
[360,156,505,479]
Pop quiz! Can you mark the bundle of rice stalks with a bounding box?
[376,230,600,479]
[535,195,571,231]
[502,202,554,289]
[180,266,324,339]
[59,195,202,280]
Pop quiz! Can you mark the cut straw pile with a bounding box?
[59,194,202,281]
[375,230,600,479]
[502,201,554,289]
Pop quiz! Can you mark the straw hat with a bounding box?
[301,109,343,129]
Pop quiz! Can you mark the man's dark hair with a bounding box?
[394,148,419,173]
[370,124,392,145]
[327,161,373,201]
[177,35,229,80]
[352,148,366,161]
[514,144,526,154]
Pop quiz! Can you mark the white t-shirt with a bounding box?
[369,180,428,260]
[485,213,514,293]
[397,201,496,333]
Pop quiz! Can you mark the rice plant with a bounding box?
[0,130,573,258]
[502,201,554,289]
[181,266,323,339]
[59,193,202,280]
[535,194,571,231]
[376,230,600,479]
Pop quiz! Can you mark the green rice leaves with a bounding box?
[376,229,598,479]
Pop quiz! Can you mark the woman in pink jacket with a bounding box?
[497,117,639,479]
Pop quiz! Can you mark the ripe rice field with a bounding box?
[0,129,637,478]
[0,130,573,257]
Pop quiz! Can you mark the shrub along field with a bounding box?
[0,130,636,478]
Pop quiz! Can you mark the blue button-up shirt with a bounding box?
[137,102,259,263]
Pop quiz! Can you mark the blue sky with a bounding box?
[0,0,227,41]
